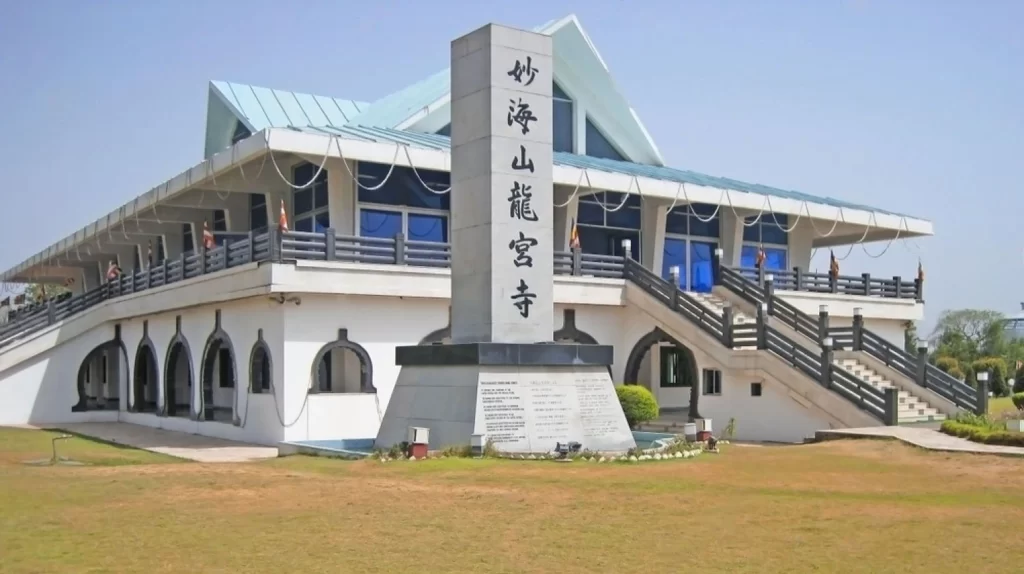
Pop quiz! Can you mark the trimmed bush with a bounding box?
[616,385,659,428]
[1012,393,1024,411]
[1014,366,1024,394]
[935,356,959,375]
[940,420,1024,447]
[972,357,1008,396]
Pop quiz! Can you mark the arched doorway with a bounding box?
[200,333,237,423]
[74,338,128,412]
[311,329,374,394]
[624,328,701,421]
[132,342,159,413]
[164,337,194,418]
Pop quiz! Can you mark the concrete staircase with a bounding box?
[835,358,945,424]
[689,291,944,425]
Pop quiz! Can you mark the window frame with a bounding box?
[292,163,330,233]
[249,193,268,233]
[750,382,763,397]
[357,202,450,244]
[702,368,723,396]
[659,346,695,388]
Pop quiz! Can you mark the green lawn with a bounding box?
[989,395,1018,417]
[2,427,1023,574]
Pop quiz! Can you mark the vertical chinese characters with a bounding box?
[505,56,544,319]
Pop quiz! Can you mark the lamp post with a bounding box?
[976,370,991,415]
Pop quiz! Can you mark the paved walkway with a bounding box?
[57,422,279,463]
[815,426,1024,457]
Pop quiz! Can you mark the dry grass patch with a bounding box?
[1,428,1023,573]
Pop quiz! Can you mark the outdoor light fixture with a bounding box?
[669,265,681,283]
[765,274,774,283]
[714,248,724,257]
[853,307,863,317]
[759,302,768,313]
[621,238,632,252]
[819,304,829,314]
[917,339,929,353]
[823,337,833,348]
[977,371,990,383]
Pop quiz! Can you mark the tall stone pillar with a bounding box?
[375,23,633,454]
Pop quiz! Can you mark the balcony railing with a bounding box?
[737,266,922,301]
[0,230,620,348]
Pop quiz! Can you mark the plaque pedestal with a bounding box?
[375,343,636,453]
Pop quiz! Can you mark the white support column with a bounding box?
[719,210,746,267]
[788,220,814,272]
[641,199,669,272]
[327,158,356,235]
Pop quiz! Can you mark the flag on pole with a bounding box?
[278,199,289,232]
[569,218,581,250]
[755,244,766,268]
[917,259,924,284]
[829,250,839,277]
[202,220,216,250]
[147,240,153,268]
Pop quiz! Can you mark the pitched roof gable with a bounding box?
[204,81,368,158]
[350,15,665,166]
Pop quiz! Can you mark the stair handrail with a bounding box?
[712,252,983,414]
[623,257,893,424]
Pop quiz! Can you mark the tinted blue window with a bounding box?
[578,226,639,260]
[359,209,402,238]
[553,81,574,153]
[662,238,687,287]
[743,214,788,245]
[231,121,251,145]
[586,117,626,161]
[578,192,641,230]
[249,194,268,232]
[690,241,715,292]
[408,214,448,242]
[577,201,605,226]
[436,123,451,136]
[740,245,787,270]
[293,162,328,217]
[665,204,720,238]
[357,163,450,210]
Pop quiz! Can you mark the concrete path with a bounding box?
[57,422,279,463]
[815,426,1024,457]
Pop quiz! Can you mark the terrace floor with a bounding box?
[815,426,1024,457]
[52,422,278,462]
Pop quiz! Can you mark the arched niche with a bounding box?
[131,321,159,413]
[162,316,195,419]
[310,328,375,394]
[249,329,272,395]
[200,310,238,424]
[73,325,128,412]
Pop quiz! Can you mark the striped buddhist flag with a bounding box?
[829,250,839,277]
[278,199,289,232]
[202,220,216,250]
[569,218,581,250]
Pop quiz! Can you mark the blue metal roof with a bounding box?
[292,125,913,218]
[211,81,369,131]
[344,69,450,130]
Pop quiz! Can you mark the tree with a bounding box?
[24,283,69,304]
[903,321,919,354]
[930,309,1006,366]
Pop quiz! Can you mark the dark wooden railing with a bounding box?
[736,266,922,301]
[624,259,892,424]
[713,256,982,415]
[0,230,624,348]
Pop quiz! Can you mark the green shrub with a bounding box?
[616,385,659,428]
[1014,367,1024,394]
[935,356,959,374]
[1012,393,1024,411]
[940,420,1024,447]
[972,357,1008,396]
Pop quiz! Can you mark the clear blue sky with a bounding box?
[1,0,1020,329]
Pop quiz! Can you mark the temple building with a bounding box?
[0,15,978,446]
